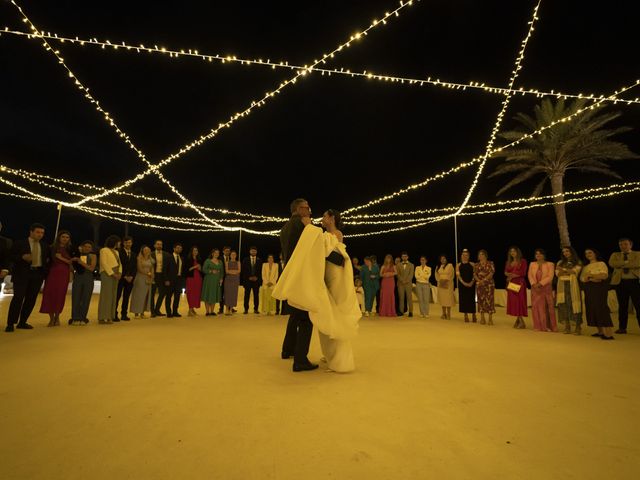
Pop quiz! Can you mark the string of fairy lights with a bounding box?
[1,0,639,237]
[3,26,640,107]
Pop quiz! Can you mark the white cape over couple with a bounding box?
[272,224,361,372]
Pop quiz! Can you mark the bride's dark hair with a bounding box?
[325,209,343,230]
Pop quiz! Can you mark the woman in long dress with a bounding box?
[360,256,380,316]
[202,248,223,315]
[580,248,614,340]
[456,249,476,323]
[185,246,203,316]
[555,246,583,335]
[378,254,397,317]
[40,230,74,327]
[474,249,495,325]
[528,248,558,332]
[223,251,241,315]
[435,254,455,319]
[130,245,154,317]
[505,246,528,329]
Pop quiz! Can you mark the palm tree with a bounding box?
[489,98,639,246]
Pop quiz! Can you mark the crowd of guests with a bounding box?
[1,222,639,342]
[352,239,638,341]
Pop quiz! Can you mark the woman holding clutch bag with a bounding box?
[505,246,528,329]
[436,254,455,319]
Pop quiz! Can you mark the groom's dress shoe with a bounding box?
[293,363,319,372]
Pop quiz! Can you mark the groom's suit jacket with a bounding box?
[280,215,305,265]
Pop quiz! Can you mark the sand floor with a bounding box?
[0,293,639,480]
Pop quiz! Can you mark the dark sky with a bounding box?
[1,0,639,284]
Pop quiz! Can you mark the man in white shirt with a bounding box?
[165,243,185,317]
[219,246,232,314]
[115,236,136,321]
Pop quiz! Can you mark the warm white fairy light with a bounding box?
[341,78,640,216]
[69,0,420,207]
[4,26,639,107]
[454,0,542,218]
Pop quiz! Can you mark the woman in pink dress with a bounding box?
[378,254,397,317]
[527,248,558,332]
[40,230,74,327]
[185,246,203,316]
[505,246,528,329]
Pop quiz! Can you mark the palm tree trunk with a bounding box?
[550,173,571,246]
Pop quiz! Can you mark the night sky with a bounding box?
[1,0,639,285]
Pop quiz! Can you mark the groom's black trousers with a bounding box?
[282,305,313,364]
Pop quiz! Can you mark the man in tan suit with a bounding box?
[608,237,640,334]
[396,252,415,318]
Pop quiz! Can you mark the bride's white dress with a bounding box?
[272,225,361,372]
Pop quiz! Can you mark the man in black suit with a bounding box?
[280,199,317,372]
[0,221,12,283]
[115,235,136,321]
[241,246,262,314]
[275,252,285,315]
[218,246,232,314]
[5,223,49,332]
[151,239,172,317]
[165,242,185,317]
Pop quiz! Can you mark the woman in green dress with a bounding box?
[201,248,223,315]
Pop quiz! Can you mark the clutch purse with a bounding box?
[507,281,522,293]
[326,251,345,267]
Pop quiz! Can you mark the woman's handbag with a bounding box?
[507,281,522,293]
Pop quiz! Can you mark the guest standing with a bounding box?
[115,236,136,322]
[379,254,397,317]
[276,253,285,315]
[130,245,154,317]
[414,256,432,318]
[165,243,185,318]
[40,230,74,327]
[556,246,583,335]
[151,240,171,317]
[435,254,455,319]
[580,248,614,340]
[396,252,415,317]
[219,246,232,314]
[0,221,12,281]
[69,240,96,325]
[474,249,495,325]
[505,246,528,329]
[98,235,121,324]
[261,254,279,315]
[352,257,362,283]
[242,247,262,314]
[608,237,640,334]
[394,256,403,315]
[528,249,557,332]
[202,249,223,315]
[5,223,49,332]
[456,249,476,323]
[371,255,381,313]
[360,256,380,317]
[185,246,203,316]
[223,251,241,315]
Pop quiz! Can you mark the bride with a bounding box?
[272,209,361,373]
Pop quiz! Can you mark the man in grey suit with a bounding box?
[397,252,415,318]
[609,237,640,334]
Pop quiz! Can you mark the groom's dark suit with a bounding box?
[280,214,313,365]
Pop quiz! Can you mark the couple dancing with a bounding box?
[273,198,361,373]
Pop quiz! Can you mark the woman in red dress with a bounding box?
[185,246,203,316]
[378,254,397,317]
[40,230,74,326]
[504,246,528,329]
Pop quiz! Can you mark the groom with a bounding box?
[280,198,318,372]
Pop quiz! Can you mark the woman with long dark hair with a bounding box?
[505,246,528,329]
[98,235,122,324]
[185,246,203,316]
[379,254,397,317]
[528,248,557,332]
[580,248,614,340]
[40,230,74,327]
[436,254,455,319]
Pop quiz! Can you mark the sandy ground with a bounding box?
[0,293,639,480]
